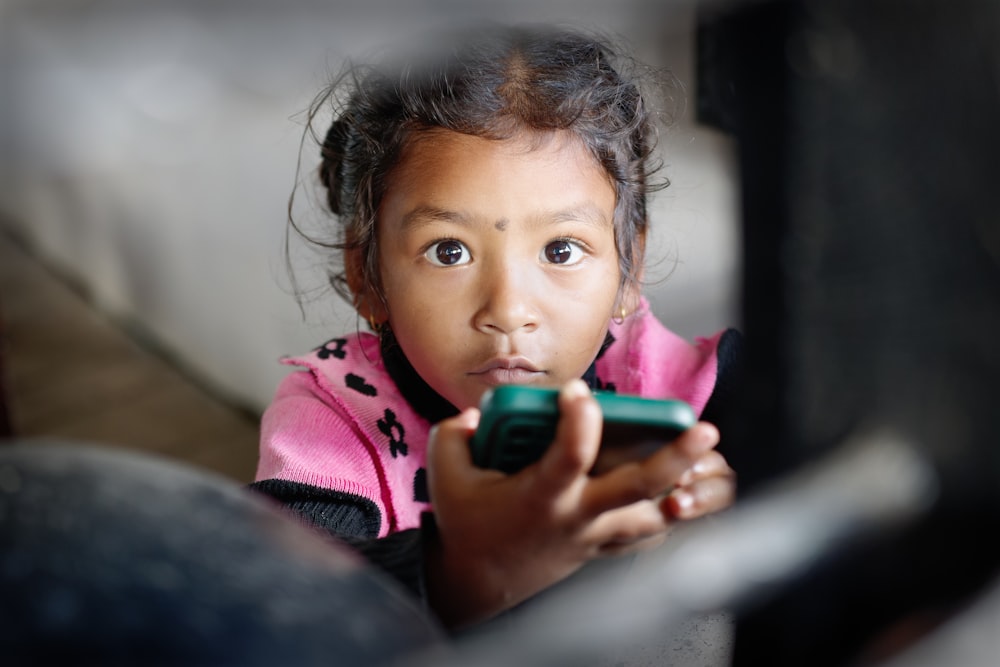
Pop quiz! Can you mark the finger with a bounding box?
[596,532,668,557]
[427,408,482,486]
[580,499,672,553]
[666,474,737,520]
[667,421,721,461]
[676,450,731,487]
[582,421,720,515]
[637,421,721,490]
[536,379,602,488]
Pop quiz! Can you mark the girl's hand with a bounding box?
[424,379,735,628]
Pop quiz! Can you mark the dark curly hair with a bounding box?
[290,22,673,315]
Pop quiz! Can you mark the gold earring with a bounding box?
[613,305,628,325]
[368,314,380,332]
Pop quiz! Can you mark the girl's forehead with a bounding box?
[397,128,608,179]
[379,128,617,233]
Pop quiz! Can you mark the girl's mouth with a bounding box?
[468,357,545,385]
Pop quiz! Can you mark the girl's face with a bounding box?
[375,129,623,411]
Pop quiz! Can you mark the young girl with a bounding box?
[251,23,740,629]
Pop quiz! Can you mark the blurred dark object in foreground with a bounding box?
[0,441,444,666]
[699,0,1000,664]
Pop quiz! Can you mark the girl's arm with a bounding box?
[424,380,735,628]
[251,369,435,600]
[248,478,430,601]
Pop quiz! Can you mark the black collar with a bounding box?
[380,329,616,424]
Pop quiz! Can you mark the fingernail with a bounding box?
[671,490,694,513]
[460,407,481,427]
[561,379,590,400]
[691,459,710,476]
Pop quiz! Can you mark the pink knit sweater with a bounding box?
[257,299,723,537]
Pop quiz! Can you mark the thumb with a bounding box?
[537,379,602,487]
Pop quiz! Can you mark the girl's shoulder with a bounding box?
[278,331,390,400]
[265,331,435,534]
[272,332,421,440]
[598,299,735,415]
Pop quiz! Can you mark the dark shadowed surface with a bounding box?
[0,441,444,666]
[699,0,1000,664]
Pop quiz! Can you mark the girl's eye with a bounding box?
[425,239,471,267]
[542,239,585,265]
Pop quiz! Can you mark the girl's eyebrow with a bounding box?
[400,203,611,231]
[544,203,613,230]
[399,206,474,230]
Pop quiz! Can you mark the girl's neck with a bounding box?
[381,328,460,424]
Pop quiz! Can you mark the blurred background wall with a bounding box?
[0,0,739,414]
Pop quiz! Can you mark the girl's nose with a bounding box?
[472,266,540,335]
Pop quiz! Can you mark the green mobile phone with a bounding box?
[469,385,697,475]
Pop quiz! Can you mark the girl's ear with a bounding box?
[344,247,387,324]
[618,234,646,317]
[618,276,643,319]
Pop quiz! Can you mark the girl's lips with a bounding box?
[474,367,546,385]
[468,357,545,385]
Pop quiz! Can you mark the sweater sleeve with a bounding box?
[256,368,395,535]
[246,478,431,604]
[254,368,433,603]
[247,478,382,538]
